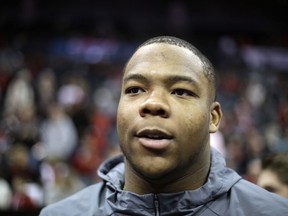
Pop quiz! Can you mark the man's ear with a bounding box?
[209,101,222,133]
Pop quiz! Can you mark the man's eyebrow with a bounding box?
[124,74,148,83]
[165,75,201,92]
[165,75,199,86]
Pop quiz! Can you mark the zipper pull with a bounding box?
[154,194,160,216]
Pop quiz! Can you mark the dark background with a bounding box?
[1,0,288,45]
[1,0,288,72]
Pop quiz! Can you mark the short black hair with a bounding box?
[262,153,288,185]
[132,36,216,100]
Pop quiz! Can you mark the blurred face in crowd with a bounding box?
[257,169,288,198]
[117,42,222,189]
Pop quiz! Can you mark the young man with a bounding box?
[257,153,288,198]
[40,36,288,215]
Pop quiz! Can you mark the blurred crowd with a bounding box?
[0,36,287,211]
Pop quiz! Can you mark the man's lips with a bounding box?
[136,129,173,150]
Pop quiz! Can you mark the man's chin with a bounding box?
[136,165,176,184]
[125,151,177,179]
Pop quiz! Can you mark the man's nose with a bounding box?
[139,91,170,118]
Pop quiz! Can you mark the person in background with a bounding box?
[257,153,288,198]
[0,178,12,210]
[39,36,288,215]
[40,102,78,162]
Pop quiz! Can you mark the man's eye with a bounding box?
[172,89,193,97]
[264,186,277,193]
[125,87,144,95]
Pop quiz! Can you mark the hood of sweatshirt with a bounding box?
[97,148,242,215]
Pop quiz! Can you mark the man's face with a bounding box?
[117,43,221,181]
[257,169,288,198]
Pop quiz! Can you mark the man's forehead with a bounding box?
[125,43,203,73]
[134,43,201,59]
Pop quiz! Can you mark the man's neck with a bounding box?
[123,150,211,194]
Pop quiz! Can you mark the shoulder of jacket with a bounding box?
[230,179,288,214]
[39,182,105,216]
[206,179,288,216]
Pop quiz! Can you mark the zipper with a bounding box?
[154,194,160,216]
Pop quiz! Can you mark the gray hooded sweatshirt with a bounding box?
[40,149,288,215]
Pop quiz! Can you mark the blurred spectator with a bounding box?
[41,161,85,205]
[9,104,39,148]
[89,106,114,159]
[36,68,57,117]
[3,68,35,116]
[0,178,12,210]
[234,97,253,132]
[263,122,282,152]
[245,73,266,109]
[278,97,288,130]
[244,157,262,184]
[57,74,90,138]
[57,75,86,110]
[11,176,38,210]
[257,153,288,198]
[245,128,268,160]
[40,103,78,161]
[225,134,246,174]
[5,144,40,186]
[273,128,288,153]
[5,144,42,210]
[71,132,101,184]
